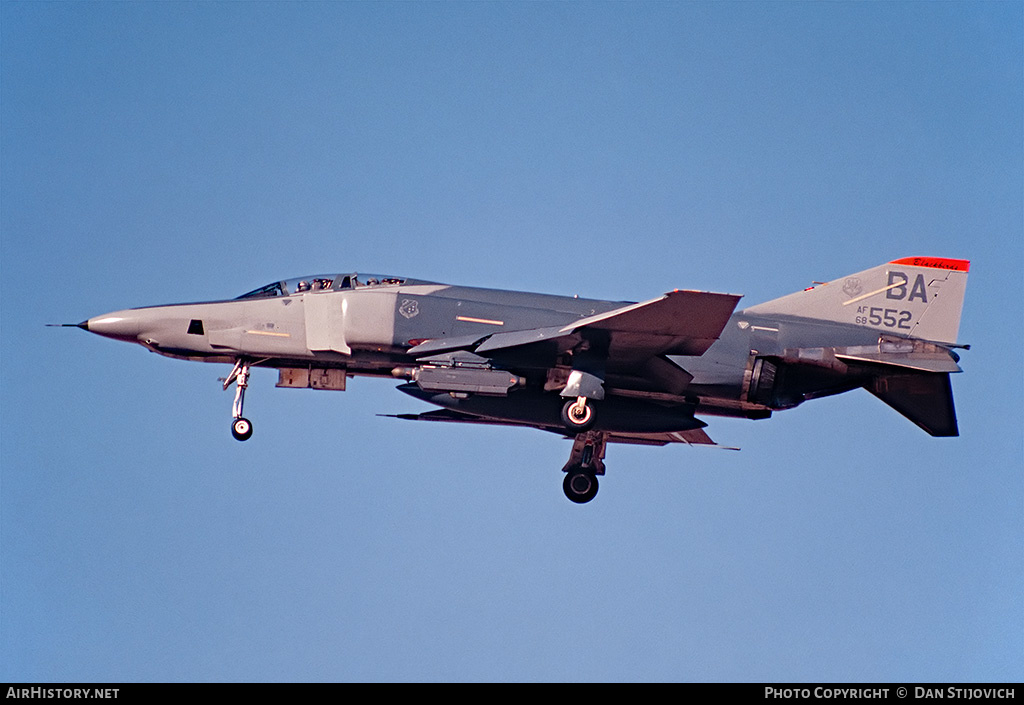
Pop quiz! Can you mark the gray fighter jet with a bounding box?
[67,257,970,503]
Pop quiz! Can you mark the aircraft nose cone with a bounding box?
[84,311,143,341]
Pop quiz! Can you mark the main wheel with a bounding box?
[231,417,253,441]
[561,398,596,432]
[563,469,599,504]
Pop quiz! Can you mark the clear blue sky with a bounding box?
[2,1,1021,682]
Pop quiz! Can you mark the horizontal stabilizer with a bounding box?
[836,350,961,373]
[866,372,959,437]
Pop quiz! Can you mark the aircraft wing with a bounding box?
[558,289,742,357]
[381,410,738,449]
[603,428,736,448]
[409,290,741,360]
[381,409,546,429]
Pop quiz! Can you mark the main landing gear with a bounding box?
[562,431,606,504]
[558,367,603,433]
[560,396,596,433]
[224,360,253,441]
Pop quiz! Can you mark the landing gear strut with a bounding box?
[562,431,606,504]
[224,360,253,441]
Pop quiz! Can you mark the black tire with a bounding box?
[231,417,253,441]
[560,398,596,432]
[563,469,599,504]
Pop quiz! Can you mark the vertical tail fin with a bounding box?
[743,257,970,344]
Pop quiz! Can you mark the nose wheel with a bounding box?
[231,417,253,441]
[224,360,254,441]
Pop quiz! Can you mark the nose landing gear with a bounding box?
[224,360,253,441]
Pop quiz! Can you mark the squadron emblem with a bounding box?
[399,299,420,319]
[842,278,863,298]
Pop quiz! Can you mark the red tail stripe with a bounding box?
[890,257,970,272]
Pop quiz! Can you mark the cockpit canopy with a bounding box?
[235,273,408,300]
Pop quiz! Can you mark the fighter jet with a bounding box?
[66,257,969,503]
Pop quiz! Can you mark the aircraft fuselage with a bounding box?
[81,276,942,425]
[73,259,969,503]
